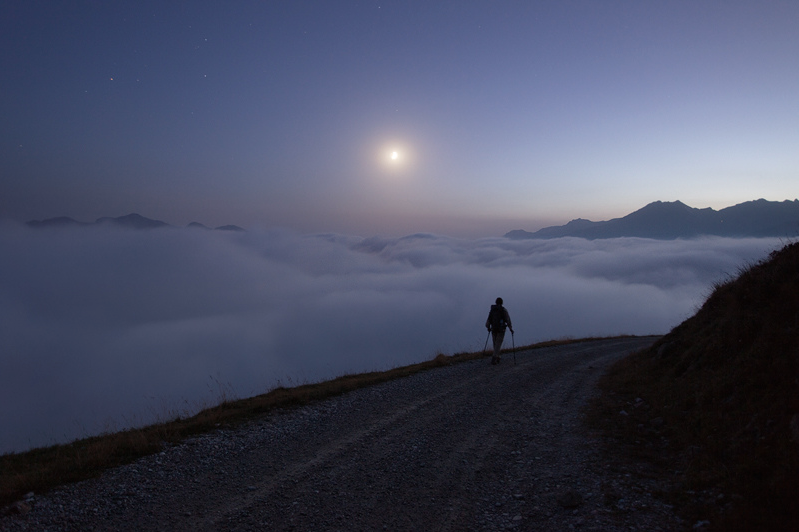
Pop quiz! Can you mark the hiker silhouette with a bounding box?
[486,297,513,365]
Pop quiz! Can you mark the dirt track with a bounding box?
[2,337,684,531]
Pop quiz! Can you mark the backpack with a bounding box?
[488,304,507,330]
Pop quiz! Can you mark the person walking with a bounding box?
[486,297,513,365]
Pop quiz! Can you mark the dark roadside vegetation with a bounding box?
[587,241,799,531]
[0,335,610,509]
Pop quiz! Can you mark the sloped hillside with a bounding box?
[592,242,799,531]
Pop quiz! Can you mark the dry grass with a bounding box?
[586,242,799,531]
[0,336,615,508]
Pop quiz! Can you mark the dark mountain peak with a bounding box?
[626,200,693,216]
[214,225,245,232]
[503,229,536,239]
[506,199,799,240]
[564,218,594,227]
[26,214,244,231]
[645,199,685,208]
[95,213,171,229]
[25,216,86,228]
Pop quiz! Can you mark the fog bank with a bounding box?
[0,223,782,453]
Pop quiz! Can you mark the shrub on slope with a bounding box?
[593,242,799,531]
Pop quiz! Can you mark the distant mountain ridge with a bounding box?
[506,199,799,240]
[26,213,244,232]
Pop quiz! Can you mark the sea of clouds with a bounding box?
[0,222,784,453]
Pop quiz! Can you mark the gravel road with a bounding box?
[2,337,684,531]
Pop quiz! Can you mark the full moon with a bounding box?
[376,143,411,172]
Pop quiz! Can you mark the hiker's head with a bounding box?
[496,297,503,306]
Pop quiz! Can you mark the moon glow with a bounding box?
[375,142,412,174]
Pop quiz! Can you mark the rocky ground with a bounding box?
[1,337,685,531]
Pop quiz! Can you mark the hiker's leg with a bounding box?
[492,329,505,358]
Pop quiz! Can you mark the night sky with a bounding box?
[2,1,798,237]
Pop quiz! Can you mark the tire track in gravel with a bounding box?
[187,365,492,531]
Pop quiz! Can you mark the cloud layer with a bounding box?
[0,223,782,453]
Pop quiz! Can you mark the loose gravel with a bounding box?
[1,337,684,531]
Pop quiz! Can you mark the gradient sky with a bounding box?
[2,1,797,237]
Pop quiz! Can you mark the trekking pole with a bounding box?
[512,331,516,365]
[483,330,490,356]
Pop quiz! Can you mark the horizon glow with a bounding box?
[1,1,797,236]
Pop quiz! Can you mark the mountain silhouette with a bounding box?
[26,214,245,232]
[25,216,89,228]
[95,213,171,229]
[185,222,244,231]
[187,221,211,230]
[214,224,245,232]
[506,199,799,240]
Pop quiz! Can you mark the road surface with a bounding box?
[2,337,683,531]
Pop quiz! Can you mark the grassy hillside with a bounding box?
[590,242,799,531]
